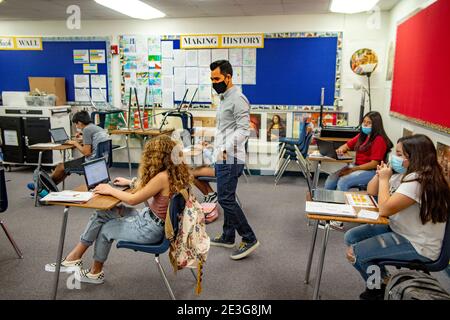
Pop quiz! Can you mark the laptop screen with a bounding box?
[49,127,69,143]
[83,158,110,189]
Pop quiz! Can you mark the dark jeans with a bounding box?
[215,159,256,244]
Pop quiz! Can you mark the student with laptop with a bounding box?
[27,111,109,192]
[44,135,192,284]
[324,111,393,192]
[344,134,450,300]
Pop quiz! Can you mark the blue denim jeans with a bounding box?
[80,205,164,263]
[215,158,257,243]
[324,167,376,191]
[344,224,431,281]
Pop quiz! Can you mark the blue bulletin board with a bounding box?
[164,32,342,107]
[0,37,111,102]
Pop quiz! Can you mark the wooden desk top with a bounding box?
[308,152,354,163]
[317,137,351,142]
[305,192,389,225]
[28,144,76,151]
[45,185,129,210]
[109,128,174,136]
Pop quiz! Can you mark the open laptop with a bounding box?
[82,158,127,191]
[303,160,347,204]
[316,139,353,160]
[49,127,70,145]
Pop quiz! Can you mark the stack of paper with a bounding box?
[357,209,380,220]
[305,201,356,217]
[40,191,94,203]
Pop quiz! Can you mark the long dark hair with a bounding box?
[268,115,285,131]
[355,111,393,154]
[399,134,450,224]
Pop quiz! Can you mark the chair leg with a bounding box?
[241,170,249,183]
[0,220,24,259]
[155,255,175,300]
[274,157,286,182]
[275,159,290,185]
[190,268,197,281]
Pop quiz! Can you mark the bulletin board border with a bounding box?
[390,111,450,135]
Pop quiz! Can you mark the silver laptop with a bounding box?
[49,127,70,145]
[82,158,127,191]
[312,189,346,204]
[316,139,353,160]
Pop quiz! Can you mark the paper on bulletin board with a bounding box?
[162,75,174,91]
[174,67,186,84]
[162,90,174,108]
[89,49,106,64]
[199,85,212,102]
[75,88,91,102]
[161,41,174,58]
[148,36,161,55]
[175,84,187,101]
[185,67,199,85]
[73,49,89,64]
[3,130,18,146]
[185,50,198,67]
[233,66,243,85]
[162,58,174,76]
[243,66,256,84]
[229,49,243,67]
[90,74,107,88]
[243,48,257,66]
[199,67,211,85]
[91,88,107,102]
[186,85,199,102]
[198,49,211,67]
[83,64,98,74]
[74,74,90,88]
[211,49,228,62]
[173,49,186,67]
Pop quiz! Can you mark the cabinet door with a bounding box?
[0,116,25,163]
[23,117,52,164]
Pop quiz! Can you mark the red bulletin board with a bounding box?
[390,0,450,134]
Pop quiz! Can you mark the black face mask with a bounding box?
[213,80,228,94]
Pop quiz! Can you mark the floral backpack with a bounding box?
[165,188,210,295]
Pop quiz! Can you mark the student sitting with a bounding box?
[325,111,393,191]
[344,134,450,300]
[44,135,192,284]
[27,111,109,192]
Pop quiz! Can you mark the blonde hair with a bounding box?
[136,135,192,194]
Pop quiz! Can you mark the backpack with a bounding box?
[202,202,219,224]
[165,189,210,295]
[385,270,450,300]
[33,168,59,194]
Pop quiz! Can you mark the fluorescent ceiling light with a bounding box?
[330,0,379,14]
[94,0,166,20]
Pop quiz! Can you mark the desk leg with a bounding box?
[125,134,132,178]
[52,206,69,300]
[62,150,66,190]
[312,161,321,190]
[304,219,319,284]
[34,151,43,207]
[313,221,330,300]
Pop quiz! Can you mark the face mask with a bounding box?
[213,80,228,94]
[361,126,372,135]
[390,154,407,174]
[76,128,82,133]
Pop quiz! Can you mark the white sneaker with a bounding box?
[45,258,83,273]
[74,269,105,284]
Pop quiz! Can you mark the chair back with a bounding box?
[300,132,313,158]
[297,119,309,143]
[427,220,450,272]
[169,193,186,237]
[96,140,113,168]
[0,167,8,213]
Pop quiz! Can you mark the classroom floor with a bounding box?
[0,166,449,300]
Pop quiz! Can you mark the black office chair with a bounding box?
[117,193,195,300]
[0,167,23,259]
[373,220,450,274]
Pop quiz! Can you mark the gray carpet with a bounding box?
[0,166,448,300]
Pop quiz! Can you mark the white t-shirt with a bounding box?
[388,173,446,261]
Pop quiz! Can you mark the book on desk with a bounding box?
[40,190,94,203]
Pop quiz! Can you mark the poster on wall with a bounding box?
[437,142,450,182]
[266,113,287,142]
[90,49,106,64]
[73,49,89,64]
[250,114,261,139]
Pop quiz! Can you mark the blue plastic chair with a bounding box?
[67,139,113,175]
[116,193,187,300]
[374,220,450,274]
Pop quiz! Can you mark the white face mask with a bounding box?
[76,128,82,133]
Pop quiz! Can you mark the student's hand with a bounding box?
[113,177,131,187]
[66,140,80,147]
[336,148,344,156]
[338,167,353,177]
[93,183,114,195]
[377,162,393,181]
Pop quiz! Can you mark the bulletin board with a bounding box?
[0,37,112,103]
[390,0,450,134]
[119,32,342,109]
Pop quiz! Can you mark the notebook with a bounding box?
[40,190,93,203]
[305,201,356,217]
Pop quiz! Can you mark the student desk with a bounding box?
[28,144,76,207]
[44,185,130,300]
[108,128,174,178]
[308,153,354,189]
[304,192,388,300]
